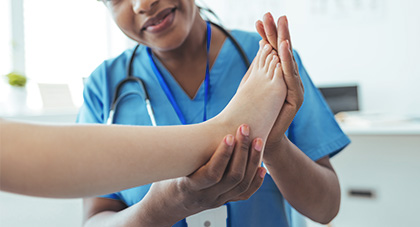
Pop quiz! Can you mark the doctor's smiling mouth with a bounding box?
[141,7,177,33]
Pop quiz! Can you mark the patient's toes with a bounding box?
[259,44,272,68]
[274,63,284,81]
[267,53,277,71]
[252,42,264,69]
[268,55,279,77]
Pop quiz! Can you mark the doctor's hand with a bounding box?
[255,14,305,159]
[139,125,266,226]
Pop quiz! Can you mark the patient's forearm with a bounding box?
[0,119,222,198]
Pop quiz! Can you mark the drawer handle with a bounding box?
[348,189,375,198]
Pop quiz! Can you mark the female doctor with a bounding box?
[78,0,350,226]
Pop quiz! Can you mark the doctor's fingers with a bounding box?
[216,125,252,190]
[217,138,266,202]
[267,41,303,137]
[227,166,266,203]
[186,134,236,191]
[200,124,254,197]
[255,20,267,42]
[263,13,279,51]
[277,16,293,54]
[255,20,278,51]
[191,135,262,209]
[256,15,277,51]
[279,40,303,96]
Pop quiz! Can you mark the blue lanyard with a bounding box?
[146,21,212,125]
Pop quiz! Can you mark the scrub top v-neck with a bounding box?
[146,21,213,124]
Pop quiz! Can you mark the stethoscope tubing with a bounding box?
[107,90,156,126]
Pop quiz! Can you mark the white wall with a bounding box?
[0,0,12,76]
[203,0,420,115]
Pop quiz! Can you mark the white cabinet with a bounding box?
[330,122,420,227]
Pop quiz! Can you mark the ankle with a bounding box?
[208,114,238,137]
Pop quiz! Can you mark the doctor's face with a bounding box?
[103,0,198,51]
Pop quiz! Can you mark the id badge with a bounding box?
[185,205,228,227]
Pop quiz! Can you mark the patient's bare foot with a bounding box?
[212,40,287,142]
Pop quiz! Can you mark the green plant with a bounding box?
[6,72,27,87]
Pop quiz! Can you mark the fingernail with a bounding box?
[259,168,267,178]
[285,16,288,26]
[282,40,288,50]
[280,40,286,49]
[254,138,263,152]
[241,125,250,136]
[225,135,234,146]
[286,40,292,52]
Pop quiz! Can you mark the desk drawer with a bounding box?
[331,135,420,227]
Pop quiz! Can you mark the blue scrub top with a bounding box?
[77,30,350,227]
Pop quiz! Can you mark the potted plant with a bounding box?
[6,72,27,87]
[4,72,28,113]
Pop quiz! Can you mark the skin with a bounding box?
[0,38,286,199]
[254,13,341,224]
[84,126,265,226]
[0,119,259,198]
[105,0,226,98]
[0,3,342,226]
[84,0,340,226]
[0,39,285,199]
[83,41,286,226]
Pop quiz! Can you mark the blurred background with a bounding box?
[1,0,419,226]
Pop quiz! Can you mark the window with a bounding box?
[2,0,131,83]
[0,0,12,76]
[0,1,12,108]
[23,0,123,83]
[1,0,132,111]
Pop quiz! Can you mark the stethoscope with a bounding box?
[106,21,250,125]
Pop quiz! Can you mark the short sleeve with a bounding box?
[76,66,106,124]
[288,51,350,161]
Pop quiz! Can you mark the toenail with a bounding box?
[264,44,271,50]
